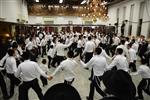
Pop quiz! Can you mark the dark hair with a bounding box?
[126,37,129,41]
[12,42,18,48]
[59,39,63,43]
[42,59,47,64]
[116,48,123,55]
[8,49,15,56]
[22,52,30,60]
[120,40,125,45]
[128,43,132,48]
[95,47,102,55]
[44,83,81,100]
[67,51,74,58]
[50,45,54,48]
[88,36,91,40]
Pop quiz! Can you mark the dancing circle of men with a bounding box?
[0,30,150,100]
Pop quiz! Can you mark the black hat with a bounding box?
[102,70,136,100]
[44,83,81,100]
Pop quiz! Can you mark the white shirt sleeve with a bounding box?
[51,64,63,77]
[36,64,49,78]
[0,67,4,71]
[83,43,88,54]
[62,41,73,48]
[12,58,17,73]
[15,65,21,78]
[103,50,112,60]
[107,57,118,70]
[80,57,94,69]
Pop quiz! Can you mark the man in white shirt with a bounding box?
[128,43,137,72]
[0,67,10,99]
[80,48,107,100]
[15,52,51,100]
[40,37,47,57]
[50,50,78,85]
[136,59,150,100]
[93,36,100,48]
[53,39,72,66]
[25,38,34,51]
[116,39,129,59]
[108,48,129,72]
[5,49,21,98]
[83,36,95,63]
[76,35,84,58]
[111,34,120,56]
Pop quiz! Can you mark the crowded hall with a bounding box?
[0,0,150,100]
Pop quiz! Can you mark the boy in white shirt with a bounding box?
[47,45,55,68]
[40,59,49,87]
[128,43,137,72]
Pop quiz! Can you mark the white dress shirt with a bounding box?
[80,55,108,76]
[15,60,49,82]
[47,48,55,58]
[100,49,112,60]
[128,48,137,62]
[83,40,95,54]
[55,42,72,56]
[0,53,9,66]
[94,39,100,47]
[26,41,33,51]
[77,40,83,48]
[117,44,129,58]
[51,58,78,81]
[113,37,120,45]
[40,64,49,73]
[40,38,47,46]
[138,65,150,79]
[5,56,17,74]
[108,55,129,72]
[132,42,139,53]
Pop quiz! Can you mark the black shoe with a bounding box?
[86,96,93,100]
[135,96,144,100]
[3,95,11,100]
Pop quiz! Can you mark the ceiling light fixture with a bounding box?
[81,0,87,4]
[80,0,109,22]
[59,0,63,3]
[35,0,39,2]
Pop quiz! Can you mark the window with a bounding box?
[137,2,145,36]
[128,4,134,36]
[122,7,126,21]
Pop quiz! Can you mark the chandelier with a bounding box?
[81,0,109,22]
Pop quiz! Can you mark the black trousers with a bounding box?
[85,52,93,63]
[52,55,65,66]
[129,61,137,72]
[64,78,75,85]
[0,72,9,97]
[111,45,117,56]
[47,56,52,68]
[40,75,48,86]
[19,78,43,100]
[75,48,83,59]
[41,46,46,57]
[7,73,20,96]
[138,79,150,99]
[38,46,41,55]
[88,76,106,100]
